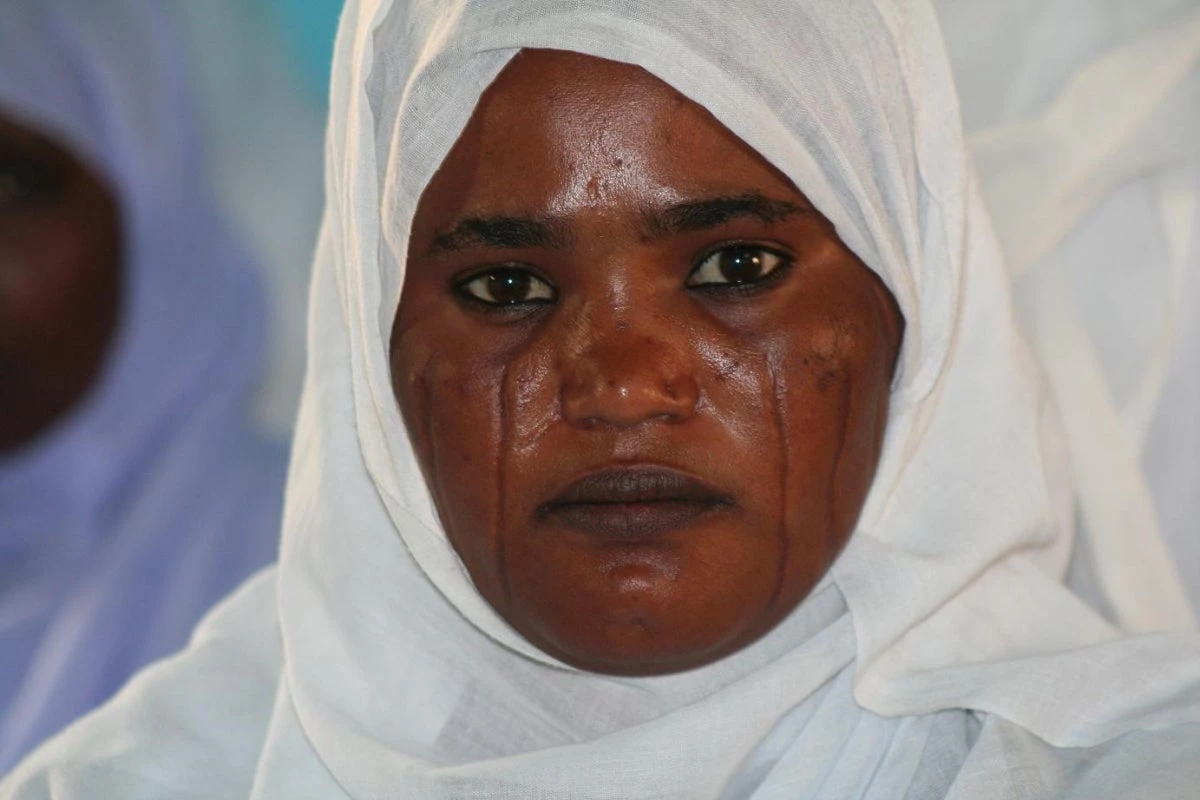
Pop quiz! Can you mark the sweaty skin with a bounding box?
[0,116,121,454]
[392,50,903,675]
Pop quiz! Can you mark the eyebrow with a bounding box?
[425,192,808,256]
[642,193,809,239]
[427,215,573,255]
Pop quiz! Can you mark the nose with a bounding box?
[561,326,700,429]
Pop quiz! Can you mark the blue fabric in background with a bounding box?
[265,0,344,104]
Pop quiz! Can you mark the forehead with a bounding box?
[419,49,802,219]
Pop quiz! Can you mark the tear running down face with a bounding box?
[392,50,903,675]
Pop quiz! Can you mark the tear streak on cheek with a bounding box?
[804,330,857,552]
[766,357,791,610]
[828,371,853,549]
[495,360,514,604]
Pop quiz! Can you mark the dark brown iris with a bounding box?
[487,269,534,303]
[718,248,766,284]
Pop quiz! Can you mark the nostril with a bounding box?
[561,374,699,429]
[559,335,700,429]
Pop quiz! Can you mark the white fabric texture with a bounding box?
[6,0,1200,797]
[936,0,1200,625]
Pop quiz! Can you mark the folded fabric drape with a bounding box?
[936,0,1200,622]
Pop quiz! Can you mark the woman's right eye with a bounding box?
[455,267,557,308]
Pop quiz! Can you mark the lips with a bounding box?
[539,466,734,538]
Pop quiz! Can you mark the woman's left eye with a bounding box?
[686,246,790,288]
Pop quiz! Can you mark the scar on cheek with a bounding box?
[499,349,562,450]
[811,369,840,393]
[713,355,744,383]
[800,320,867,393]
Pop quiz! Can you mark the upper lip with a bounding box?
[541,465,733,510]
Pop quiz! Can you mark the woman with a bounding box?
[6,0,1200,796]
[0,0,286,770]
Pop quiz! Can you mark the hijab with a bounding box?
[0,0,286,770]
[5,0,1200,797]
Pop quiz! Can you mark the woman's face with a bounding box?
[0,115,121,454]
[393,50,902,675]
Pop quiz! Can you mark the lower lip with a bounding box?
[541,500,727,538]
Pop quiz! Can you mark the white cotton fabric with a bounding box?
[6,0,1200,797]
[935,0,1200,625]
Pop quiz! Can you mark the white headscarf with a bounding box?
[0,0,286,770]
[6,1,1200,797]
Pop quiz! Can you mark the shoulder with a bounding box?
[948,714,1200,800]
[0,570,281,800]
[1059,723,1200,800]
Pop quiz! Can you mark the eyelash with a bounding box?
[451,242,795,314]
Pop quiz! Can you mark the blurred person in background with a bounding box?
[0,0,288,770]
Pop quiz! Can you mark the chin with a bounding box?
[515,593,765,676]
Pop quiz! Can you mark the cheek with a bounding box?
[0,183,121,451]
[767,313,892,595]
[0,201,119,354]
[394,330,497,560]
[692,337,778,443]
[391,312,563,605]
